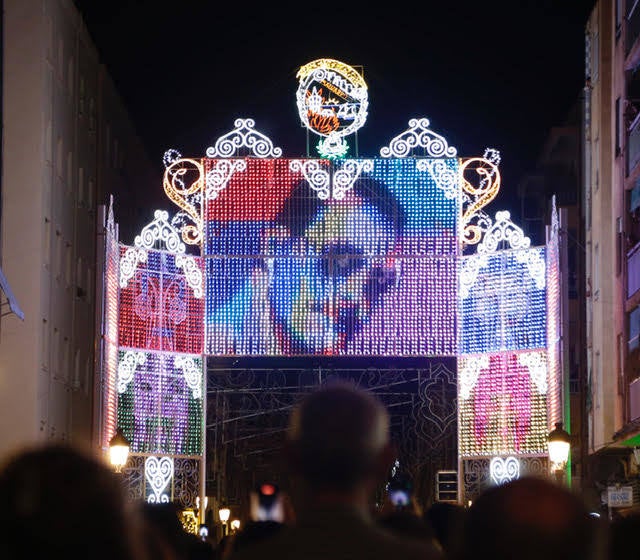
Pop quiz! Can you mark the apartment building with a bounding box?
[584,0,640,500]
[0,0,158,459]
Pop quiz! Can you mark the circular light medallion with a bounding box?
[296,58,368,158]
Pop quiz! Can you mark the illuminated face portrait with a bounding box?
[266,179,403,354]
[204,158,459,356]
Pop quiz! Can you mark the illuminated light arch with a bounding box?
[332,159,374,200]
[289,159,331,199]
[380,117,457,158]
[206,159,248,200]
[205,118,282,158]
[119,247,147,288]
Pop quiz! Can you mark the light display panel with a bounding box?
[117,350,203,455]
[458,351,549,456]
[204,157,458,356]
[119,248,204,354]
[459,248,547,354]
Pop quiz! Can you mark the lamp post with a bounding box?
[547,422,571,484]
[218,505,231,537]
[108,428,130,473]
[230,519,241,533]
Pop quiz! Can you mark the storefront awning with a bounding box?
[0,266,23,320]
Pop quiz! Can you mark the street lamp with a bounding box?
[108,428,130,473]
[230,519,241,533]
[218,505,231,536]
[547,422,571,483]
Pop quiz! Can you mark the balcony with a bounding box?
[628,242,640,299]
[629,115,640,176]
[628,1,640,59]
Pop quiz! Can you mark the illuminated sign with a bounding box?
[296,59,368,158]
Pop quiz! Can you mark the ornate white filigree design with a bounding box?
[332,160,374,200]
[163,151,204,246]
[175,254,203,299]
[135,210,186,254]
[518,351,548,394]
[515,247,546,289]
[459,355,489,399]
[459,254,488,299]
[477,211,531,254]
[205,118,282,158]
[117,351,147,393]
[145,456,174,504]
[490,456,520,485]
[418,159,459,199]
[174,355,202,399]
[289,159,331,199]
[119,247,147,288]
[461,150,501,246]
[380,118,457,158]
[205,159,247,200]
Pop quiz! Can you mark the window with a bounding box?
[594,243,600,299]
[592,32,599,83]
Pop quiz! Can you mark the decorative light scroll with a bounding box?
[117,350,146,393]
[135,210,186,254]
[460,150,501,246]
[174,354,203,399]
[205,118,282,158]
[332,159,373,200]
[477,210,530,255]
[145,456,174,503]
[175,254,204,299]
[490,456,520,485]
[289,159,331,199]
[206,159,247,200]
[418,159,459,200]
[380,118,457,158]
[119,247,147,288]
[163,153,204,246]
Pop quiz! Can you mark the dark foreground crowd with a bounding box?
[0,382,632,559]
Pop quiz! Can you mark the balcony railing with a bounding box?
[628,115,640,176]
[628,241,640,299]
[628,0,640,57]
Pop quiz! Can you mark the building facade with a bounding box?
[0,0,158,460]
[584,0,640,503]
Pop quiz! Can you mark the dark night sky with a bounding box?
[74,0,596,218]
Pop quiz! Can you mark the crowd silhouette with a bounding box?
[0,382,631,559]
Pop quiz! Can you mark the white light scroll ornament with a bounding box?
[206,159,247,200]
[459,355,489,399]
[332,160,373,200]
[418,159,459,200]
[174,355,202,399]
[490,456,520,485]
[119,247,147,288]
[145,456,174,504]
[518,351,548,394]
[175,254,203,299]
[135,210,186,254]
[380,118,457,158]
[205,118,282,158]
[296,59,368,159]
[289,160,331,200]
[477,211,531,255]
[117,351,147,393]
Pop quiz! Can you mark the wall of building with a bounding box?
[0,0,158,460]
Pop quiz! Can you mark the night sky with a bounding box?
[74,0,596,219]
